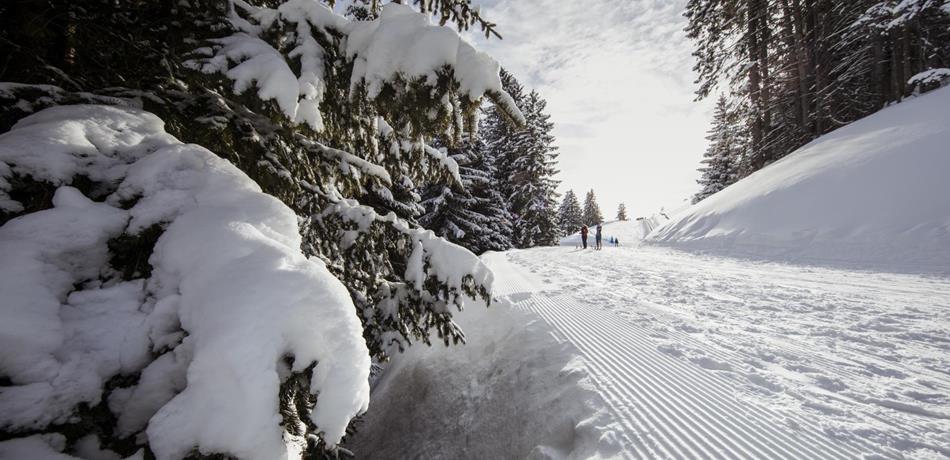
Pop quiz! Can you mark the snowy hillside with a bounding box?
[650,86,950,273]
[560,215,669,247]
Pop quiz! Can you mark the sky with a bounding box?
[468,0,714,218]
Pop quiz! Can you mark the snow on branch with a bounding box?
[188,0,524,133]
[298,136,393,184]
[908,68,950,93]
[316,197,492,354]
[347,4,513,106]
[0,105,370,457]
[424,145,462,185]
[322,198,492,295]
[186,0,345,131]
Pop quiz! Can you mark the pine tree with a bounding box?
[420,137,513,254]
[484,70,561,248]
[693,96,742,204]
[616,203,629,221]
[509,91,561,247]
[0,1,524,457]
[583,189,604,226]
[557,190,584,235]
[685,0,950,179]
[345,0,381,20]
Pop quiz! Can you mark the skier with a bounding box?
[595,224,603,250]
[580,225,589,249]
[615,237,620,247]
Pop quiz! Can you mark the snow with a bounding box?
[424,145,462,185]
[477,247,950,458]
[348,256,623,459]
[0,434,143,460]
[0,187,143,429]
[197,33,306,125]
[189,1,524,131]
[0,105,370,458]
[187,0,347,131]
[649,85,950,274]
[0,435,77,460]
[326,198,493,304]
[909,68,950,87]
[356,244,950,457]
[346,3,514,110]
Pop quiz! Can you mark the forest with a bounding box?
[689,0,950,202]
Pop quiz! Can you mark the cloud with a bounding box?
[471,0,713,217]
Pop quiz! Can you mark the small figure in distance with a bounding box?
[595,224,603,250]
[580,225,589,249]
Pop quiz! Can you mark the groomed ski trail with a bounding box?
[484,249,927,459]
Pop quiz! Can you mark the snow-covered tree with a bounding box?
[616,202,629,221]
[694,96,742,204]
[685,0,950,178]
[583,189,604,226]
[346,0,381,20]
[420,137,513,254]
[484,70,561,248]
[0,1,524,458]
[557,190,584,235]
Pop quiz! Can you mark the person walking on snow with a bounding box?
[595,224,603,250]
[580,225,589,249]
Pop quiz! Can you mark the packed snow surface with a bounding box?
[352,244,949,458]
[348,275,622,459]
[650,86,950,274]
[477,247,948,459]
[0,105,370,459]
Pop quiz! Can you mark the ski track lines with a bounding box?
[490,261,876,459]
[551,248,950,453]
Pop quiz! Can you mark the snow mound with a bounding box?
[650,86,950,274]
[0,105,370,459]
[348,252,621,459]
[560,215,669,247]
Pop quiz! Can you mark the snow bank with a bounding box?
[347,253,620,458]
[650,86,950,274]
[0,105,370,458]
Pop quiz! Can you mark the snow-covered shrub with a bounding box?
[0,105,370,458]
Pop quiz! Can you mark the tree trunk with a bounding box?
[746,0,765,172]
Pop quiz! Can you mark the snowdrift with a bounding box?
[650,86,950,274]
[560,215,668,247]
[349,253,620,459]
